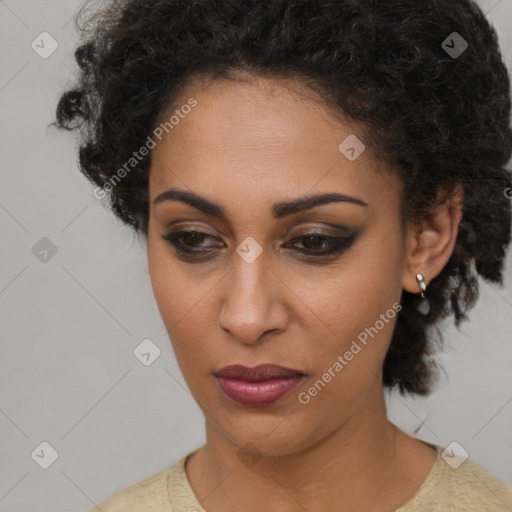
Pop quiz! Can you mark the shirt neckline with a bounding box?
[167,440,444,512]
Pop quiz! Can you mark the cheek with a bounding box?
[147,245,182,324]
[147,229,208,327]
[294,280,401,422]
[299,274,399,378]
[298,228,405,385]
[147,236,220,378]
[316,232,402,327]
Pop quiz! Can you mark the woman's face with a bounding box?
[147,75,409,456]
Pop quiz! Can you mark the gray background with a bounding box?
[0,1,511,511]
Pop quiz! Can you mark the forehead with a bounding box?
[148,75,399,214]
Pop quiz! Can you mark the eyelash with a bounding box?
[161,229,359,260]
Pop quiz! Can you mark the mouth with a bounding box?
[213,364,306,406]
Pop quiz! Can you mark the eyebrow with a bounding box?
[153,188,368,219]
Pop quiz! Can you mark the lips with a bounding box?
[213,364,305,406]
[214,364,304,381]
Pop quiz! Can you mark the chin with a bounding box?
[210,406,322,459]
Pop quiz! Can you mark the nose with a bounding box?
[217,253,289,346]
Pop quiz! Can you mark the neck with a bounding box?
[186,384,434,512]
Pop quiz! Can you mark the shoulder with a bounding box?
[437,458,512,510]
[85,465,174,512]
[401,444,512,511]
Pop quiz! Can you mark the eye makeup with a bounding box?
[161,226,362,263]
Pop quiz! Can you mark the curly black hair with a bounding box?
[54,0,512,395]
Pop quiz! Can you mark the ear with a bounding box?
[402,183,464,294]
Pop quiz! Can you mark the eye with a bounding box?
[161,230,222,253]
[285,231,359,257]
[162,228,360,260]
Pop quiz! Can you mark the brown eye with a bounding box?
[162,230,222,253]
[298,234,330,251]
[286,231,360,257]
[181,231,208,247]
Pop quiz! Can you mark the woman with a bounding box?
[55,0,512,510]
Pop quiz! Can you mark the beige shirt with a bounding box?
[87,442,512,511]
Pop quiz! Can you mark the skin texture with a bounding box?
[147,75,463,511]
